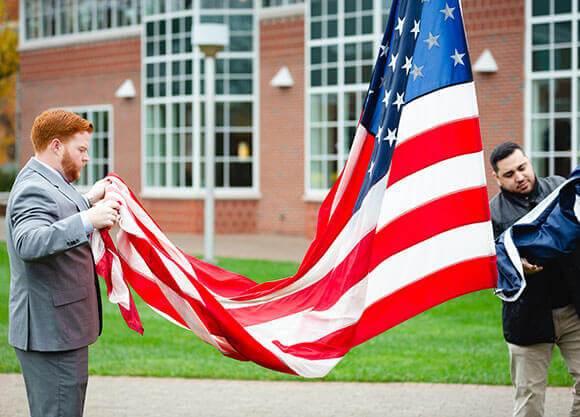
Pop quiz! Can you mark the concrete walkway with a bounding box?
[0,216,311,262]
[0,221,574,416]
[0,374,572,417]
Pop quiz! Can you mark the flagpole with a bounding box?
[193,24,229,264]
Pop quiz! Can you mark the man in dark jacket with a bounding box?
[489,142,580,417]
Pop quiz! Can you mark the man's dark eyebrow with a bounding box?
[502,169,514,177]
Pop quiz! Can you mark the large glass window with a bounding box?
[143,0,257,193]
[65,106,113,188]
[262,0,303,6]
[528,0,578,177]
[306,0,392,194]
[22,0,141,41]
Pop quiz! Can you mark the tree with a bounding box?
[0,0,18,178]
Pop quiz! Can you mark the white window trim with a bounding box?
[19,0,142,51]
[526,1,579,177]
[141,4,260,199]
[19,26,142,51]
[304,1,386,201]
[60,104,114,192]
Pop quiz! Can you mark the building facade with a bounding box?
[14,0,574,237]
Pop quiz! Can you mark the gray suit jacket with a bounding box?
[7,158,102,351]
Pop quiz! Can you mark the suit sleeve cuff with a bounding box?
[80,211,94,235]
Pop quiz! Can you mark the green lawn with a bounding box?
[0,242,573,386]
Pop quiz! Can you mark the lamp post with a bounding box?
[193,24,229,264]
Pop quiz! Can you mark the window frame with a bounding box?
[526,0,579,178]
[304,0,391,201]
[61,104,114,192]
[141,2,260,200]
[19,0,142,50]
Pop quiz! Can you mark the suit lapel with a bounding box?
[25,158,89,211]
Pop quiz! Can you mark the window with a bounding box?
[65,106,113,188]
[306,0,392,194]
[528,0,578,177]
[22,0,141,42]
[143,0,257,194]
[262,0,304,7]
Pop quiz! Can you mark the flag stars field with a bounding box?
[402,56,413,75]
[393,92,405,111]
[451,49,466,66]
[411,20,421,39]
[389,52,399,72]
[424,32,440,50]
[410,64,424,81]
[440,3,455,20]
[395,16,406,36]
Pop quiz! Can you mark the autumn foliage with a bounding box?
[0,0,17,170]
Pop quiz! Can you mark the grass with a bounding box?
[0,242,573,386]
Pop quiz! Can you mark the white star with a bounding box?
[368,161,375,175]
[393,92,405,111]
[402,56,413,75]
[376,124,383,142]
[450,48,466,66]
[440,3,455,21]
[388,52,399,72]
[410,64,424,81]
[379,44,388,57]
[380,75,389,89]
[369,89,374,95]
[384,128,397,145]
[423,32,440,50]
[395,17,406,36]
[382,89,391,106]
[411,20,420,39]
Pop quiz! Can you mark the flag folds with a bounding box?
[93,0,497,378]
[495,167,580,302]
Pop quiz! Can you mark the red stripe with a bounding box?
[389,117,483,186]
[227,187,491,326]
[272,255,497,360]
[295,129,376,278]
[110,205,297,374]
[370,186,491,270]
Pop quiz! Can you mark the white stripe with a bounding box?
[377,152,487,230]
[398,82,479,145]
[246,222,494,355]
[331,125,368,217]
[221,175,388,308]
[114,233,222,349]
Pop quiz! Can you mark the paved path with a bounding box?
[0,216,310,262]
[0,374,572,417]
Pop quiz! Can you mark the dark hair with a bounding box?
[489,142,524,173]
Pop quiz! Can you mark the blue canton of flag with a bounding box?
[356,0,473,212]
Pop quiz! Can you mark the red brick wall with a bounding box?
[463,1,526,198]
[19,38,142,193]
[259,16,308,235]
[139,199,258,234]
[5,0,18,20]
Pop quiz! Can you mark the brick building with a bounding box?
[14,1,573,237]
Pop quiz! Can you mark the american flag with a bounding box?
[93,0,497,378]
[495,167,580,302]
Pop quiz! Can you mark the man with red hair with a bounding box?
[6,109,120,417]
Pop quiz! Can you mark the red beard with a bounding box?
[62,149,82,182]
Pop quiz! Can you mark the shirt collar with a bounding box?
[32,157,70,183]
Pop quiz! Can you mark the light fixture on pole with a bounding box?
[193,24,229,264]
